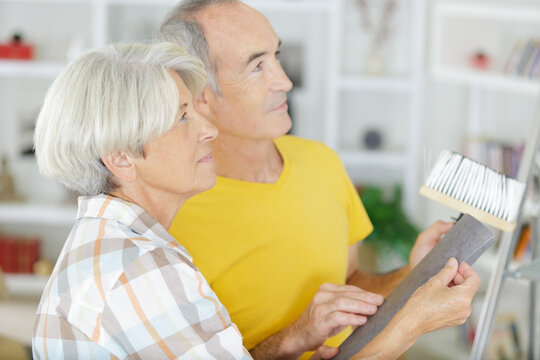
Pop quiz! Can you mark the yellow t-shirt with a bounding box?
[170,135,373,357]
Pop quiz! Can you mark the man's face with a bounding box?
[196,2,293,141]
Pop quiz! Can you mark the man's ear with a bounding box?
[194,86,214,119]
[101,152,137,183]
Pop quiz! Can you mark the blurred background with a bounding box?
[0,0,538,359]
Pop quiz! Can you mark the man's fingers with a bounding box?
[426,221,454,238]
[310,345,339,360]
[452,271,465,286]
[326,296,379,316]
[323,311,367,329]
[433,257,458,285]
[457,262,482,295]
[316,283,384,305]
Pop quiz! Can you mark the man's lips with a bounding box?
[271,100,288,111]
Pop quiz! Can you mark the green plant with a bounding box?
[359,185,419,262]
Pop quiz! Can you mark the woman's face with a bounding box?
[132,71,218,198]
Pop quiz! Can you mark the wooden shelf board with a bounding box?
[339,76,412,92]
[4,273,48,297]
[0,202,77,226]
[0,60,65,78]
[432,67,540,96]
[339,150,407,168]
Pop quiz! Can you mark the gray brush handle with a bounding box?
[332,214,494,360]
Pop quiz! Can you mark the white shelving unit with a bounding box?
[325,0,426,216]
[431,1,540,98]
[429,1,540,358]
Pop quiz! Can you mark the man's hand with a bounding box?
[409,221,454,268]
[403,257,481,336]
[345,257,481,360]
[281,283,383,356]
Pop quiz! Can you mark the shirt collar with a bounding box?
[76,194,191,260]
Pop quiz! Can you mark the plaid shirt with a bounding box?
[33,194,252,359]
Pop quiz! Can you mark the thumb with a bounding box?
[433,257,458,286]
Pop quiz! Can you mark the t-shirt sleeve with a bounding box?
[343,172,373,246]
[99,248,252,359]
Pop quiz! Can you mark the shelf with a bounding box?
[244,0,330,13]
[432,67,540,96]
[0,0,90,3]
[4,274,48,297]
[510,258,540,282]
[0,202,77,226]
[339,150,407,168]
[0,297,40,346]
[436,1,540,23]
[0,60,66,79]
[105,0,330,12]
[338,75,412,93]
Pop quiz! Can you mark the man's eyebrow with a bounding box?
[243,40,282,68]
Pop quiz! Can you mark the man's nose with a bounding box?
[270,63,293,93]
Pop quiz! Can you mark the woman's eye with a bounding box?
[179,112,187,122]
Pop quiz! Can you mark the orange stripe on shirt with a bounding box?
[194,271,227,328]
[91,196,112,340]
[118,273,176,359]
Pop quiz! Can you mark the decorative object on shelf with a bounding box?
[0,268,8,300]
[358,185,419,263]
[0,33,33,60]
[355,0,397,75]
[33,259,53,276]
[470,50,490,70]
[0,156,22,202]
[362,128,383,150]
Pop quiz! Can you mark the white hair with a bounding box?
[158,0,237,93]
[34,42,207,196]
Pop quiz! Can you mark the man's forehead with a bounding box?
[196,2,278,63]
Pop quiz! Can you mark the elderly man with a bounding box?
[159,1,479,359]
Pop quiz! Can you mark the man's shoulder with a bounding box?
[276,135,338,160]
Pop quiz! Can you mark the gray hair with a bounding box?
[158,0,237,93]
[34,42,207,196]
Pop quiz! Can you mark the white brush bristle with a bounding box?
[424,150,526,223]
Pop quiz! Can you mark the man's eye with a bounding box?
[179,112,187,122]
[275,50,281,60]
[253,62,263,72]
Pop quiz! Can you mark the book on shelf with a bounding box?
[464,138,523,179]
[503,38,540,78]
[0,235,40,274]
[513,224,531,264]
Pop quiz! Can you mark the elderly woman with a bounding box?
[32,42,251,359]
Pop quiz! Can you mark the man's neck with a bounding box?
[212,134,284,184]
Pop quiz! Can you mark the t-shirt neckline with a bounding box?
[215,137,290,190]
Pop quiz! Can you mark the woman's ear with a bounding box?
[101,152,137,183]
